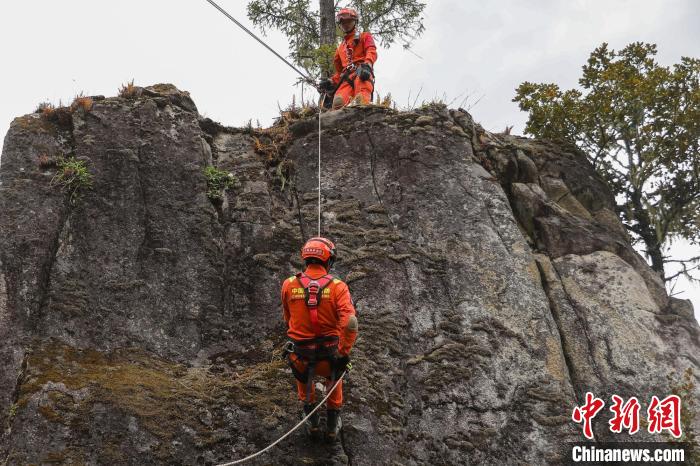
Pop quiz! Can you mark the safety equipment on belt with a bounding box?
[321,92,334,110]
[318,78,335,94]
[358,63,373,81]
[336,8,359,23]
[334,355,351,375]
[301,237,336,269]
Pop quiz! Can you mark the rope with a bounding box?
[202,0,325,237]
[202,0,316,87]
[215,370,349,466]
[318,100,323,237]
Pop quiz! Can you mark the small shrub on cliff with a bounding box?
[38,103,56,119]
[204,166,237,201]
[35,102,54,114]
[375,92,396,109]
[70,95,94,113]
[37,154,57,169]
[39,101,73,129]
[51,156,93,204]
[119,80,140,98]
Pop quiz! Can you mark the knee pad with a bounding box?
[346,315,358,332]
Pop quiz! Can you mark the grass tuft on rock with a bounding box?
[70,95,94,113]
[51,155,93,204]
[204,166,237,201]
[118,79,141,98]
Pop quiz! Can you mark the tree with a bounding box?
[513,43,700,285]
[247,0,426,78]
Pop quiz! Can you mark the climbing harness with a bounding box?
[214,369,350,466]
[286,272,342,403]
[342,30,362,73]
[201,0,326,236]
[297,272,334,337]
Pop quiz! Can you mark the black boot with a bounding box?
[326,409,342,442]
[303,403,321,439]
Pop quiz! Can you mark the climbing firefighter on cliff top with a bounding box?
[281,237,358,442]
[318,8,377,109]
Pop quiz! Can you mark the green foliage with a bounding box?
[8,402,18,419]
[666,368,699,462]
[308,43,337,78]
[247,0,426,78]
[514,43,700,282]
[275,159,295,191]
[204,166,237,201]
[51,156,93,205]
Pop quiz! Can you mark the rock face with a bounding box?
[0,85,698,465]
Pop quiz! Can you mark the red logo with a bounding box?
[608,395,640,435]
[647,395,682,438]
[572,392,605,439]
[572,393,683,439]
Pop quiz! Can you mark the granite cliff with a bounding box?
[0,84,698,465]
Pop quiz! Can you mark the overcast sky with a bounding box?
[1,0,698,320]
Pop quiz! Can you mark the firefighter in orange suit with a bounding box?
[318,8,378,109]
[281,237,358,441]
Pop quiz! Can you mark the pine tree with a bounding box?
[247,0,426,78]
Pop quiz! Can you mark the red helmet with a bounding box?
[336,8,358,23]
[301,237,337,267]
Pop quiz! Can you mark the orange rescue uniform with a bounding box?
[281,263,357,409]
[331,30,378,108]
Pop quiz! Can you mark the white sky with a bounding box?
[1,0,698,320]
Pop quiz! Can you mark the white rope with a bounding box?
[215,370,348,466]
[202,0,316,86]
[318,101,322,237]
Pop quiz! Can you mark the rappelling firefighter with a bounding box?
[281,237,358,441]
[318,7,377,109]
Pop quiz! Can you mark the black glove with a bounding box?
[318,78,334,93]
[335,355,351,374]
[358,63,373,81]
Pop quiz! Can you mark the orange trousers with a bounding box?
[289,353,343,409]
[333,74,374,109]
